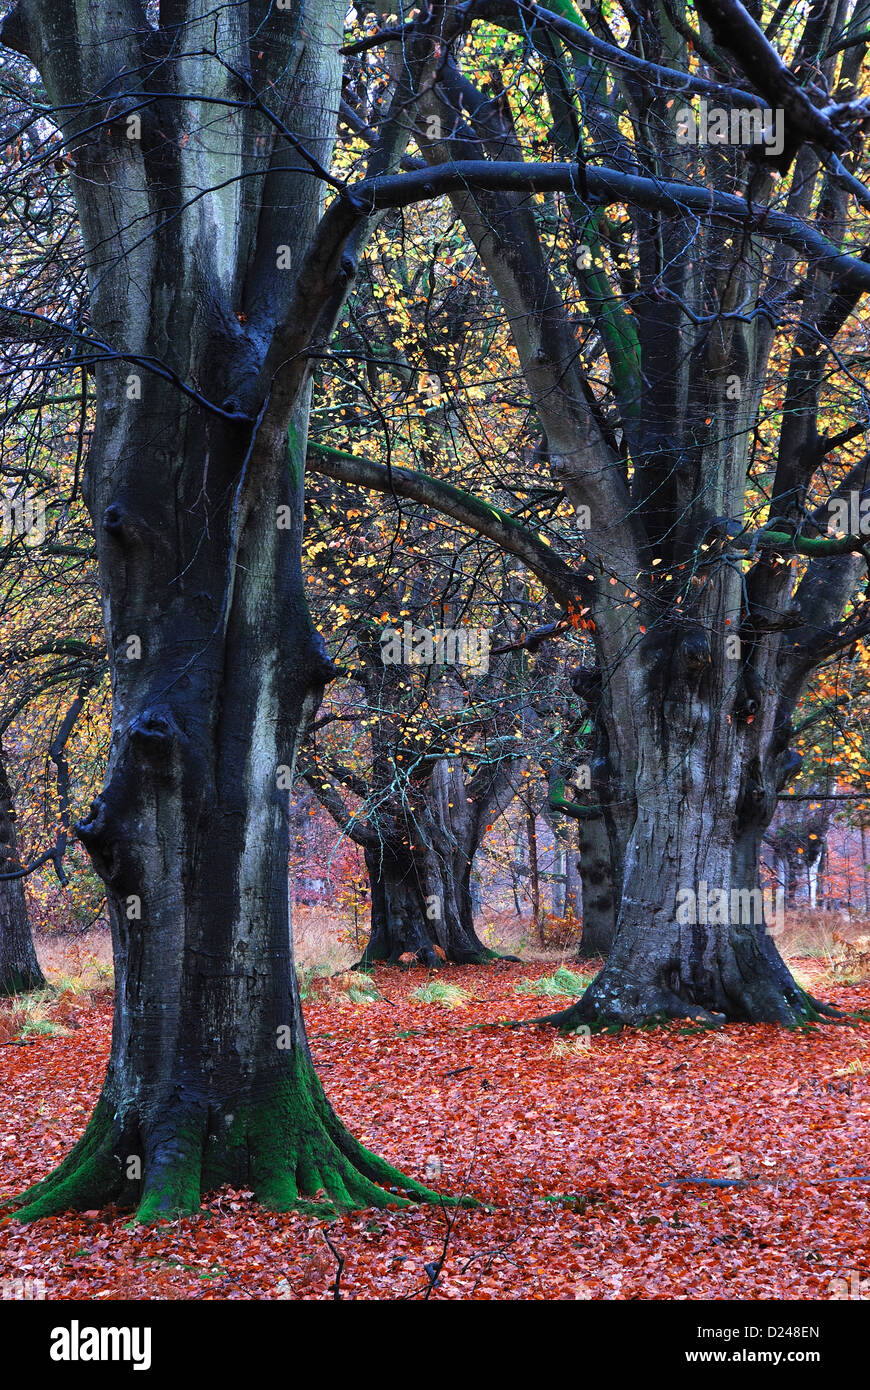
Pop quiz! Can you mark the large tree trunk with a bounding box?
[3,0,442,1223]
[411,49,849,1028]
[10,394,437,1221]
[0,744,44,996]
[546,626,835,1029]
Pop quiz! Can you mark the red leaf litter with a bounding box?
[1,961,869,1300]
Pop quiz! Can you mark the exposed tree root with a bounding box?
[526,939,847,1032]
[3,1054,472,1224]
[357,945,514,969]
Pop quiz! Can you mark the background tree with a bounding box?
[0,742,41,993]
[317,0,870,1026]
[300,472,564,962]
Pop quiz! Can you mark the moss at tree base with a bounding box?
[2,1052,462,1224]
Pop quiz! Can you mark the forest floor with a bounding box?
[0,922,869,1300]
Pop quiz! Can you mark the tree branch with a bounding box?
[693,0,853,156]
[307,441,588,609]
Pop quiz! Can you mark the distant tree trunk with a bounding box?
[575,813,617,959]
[564,834,581,922]
[785,858,798,909]
[0,745,44,996]
[546,748,625,961]
[525,806,543,946]
[470,871,483,919]
[547,665,628,960]
[362,839,493,965]
[360,758,511,965]
[510,869,522,917]
[773,852,790,910]
[552,844,565,917]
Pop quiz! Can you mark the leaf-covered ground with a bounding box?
[1,960,869,1300]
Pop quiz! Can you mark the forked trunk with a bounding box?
[9,404,439,1222]
[360,768,498,966]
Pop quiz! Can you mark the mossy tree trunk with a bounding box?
[1,0,446,1222]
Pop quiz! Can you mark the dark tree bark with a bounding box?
[355,754,519,965]
[546,622,841,1029]
[574,814,616,960]
[302,592,530,966]
[363,837,489,966]
[1,0,446,1222]
[0,744,44,996]
[525,804,543,946]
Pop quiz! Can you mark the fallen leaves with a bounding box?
[0,959,868,1299]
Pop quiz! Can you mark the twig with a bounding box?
[322,1226,345,1300]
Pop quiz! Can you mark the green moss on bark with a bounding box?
[245,1050,450,1216]
[4,1053,466,1224]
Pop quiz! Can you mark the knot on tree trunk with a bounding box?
[639,620,712,700]
[101,501,162,549]
[75,710,187,888]
[75,796,123,884]
[129,707,180,752]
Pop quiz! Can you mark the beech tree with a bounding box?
[0,743,42,994]
[311,0,870,1027]
[765,795,833,907]
[545,677,619,958]
[300,471,557,963]
[0,0,470,1222]
[304,620,532,966]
